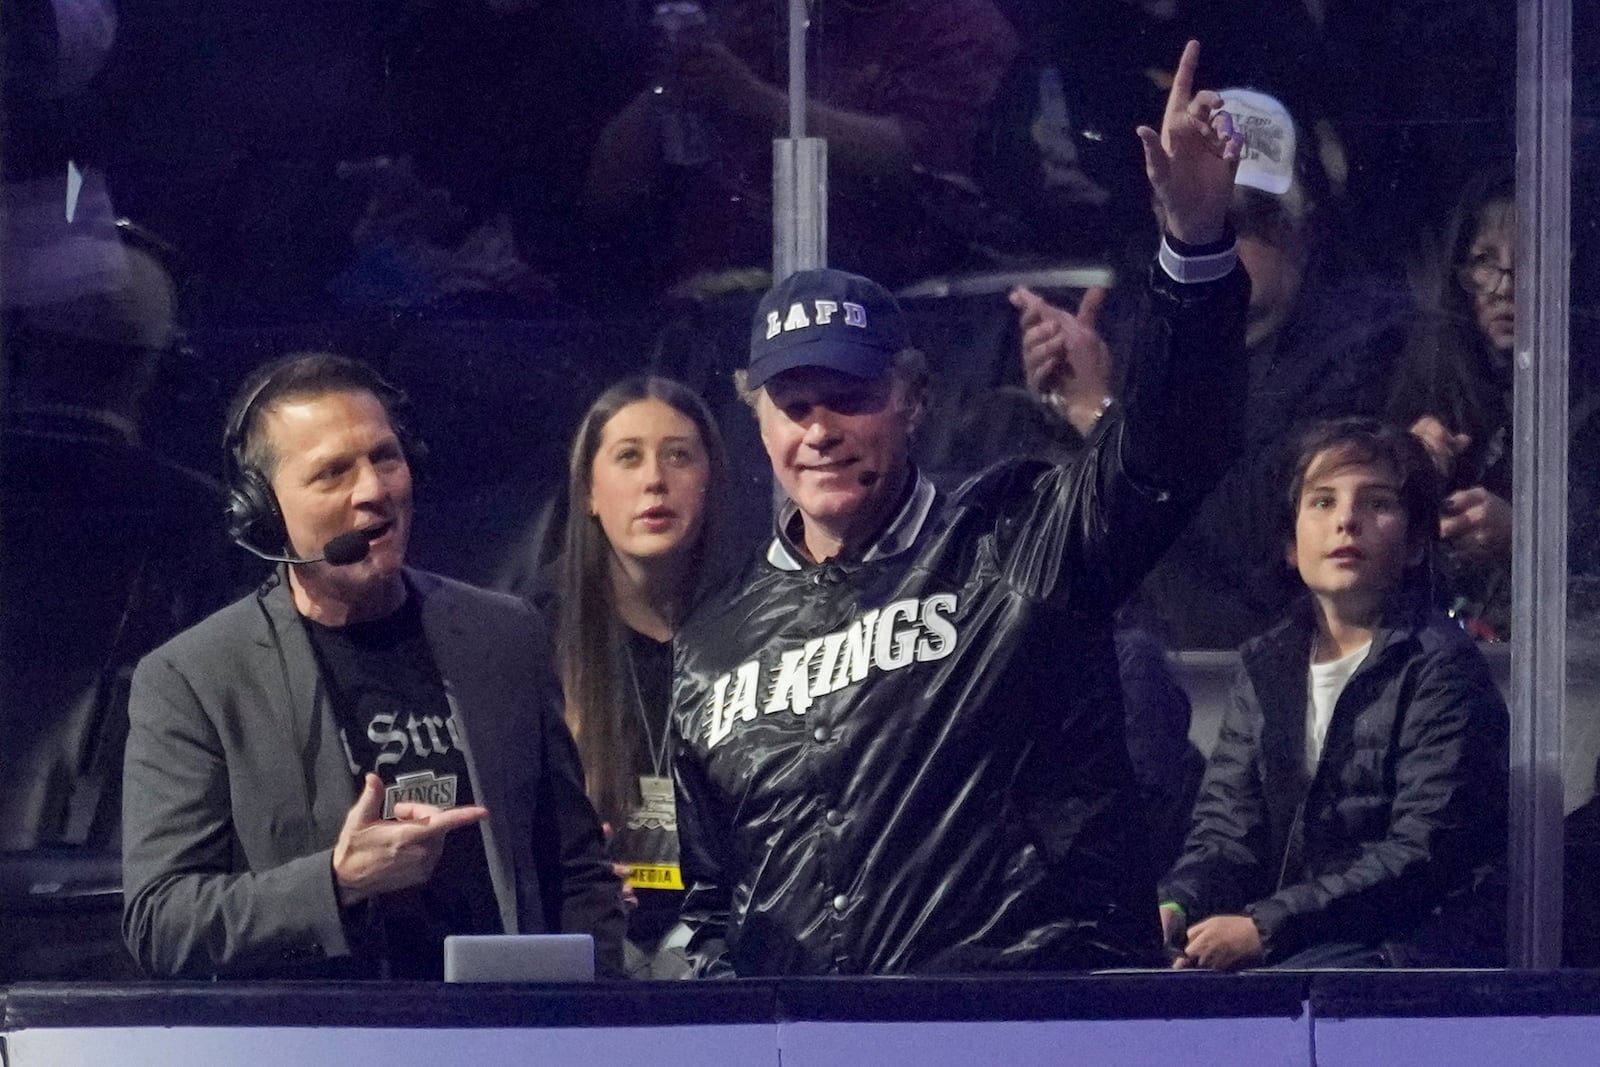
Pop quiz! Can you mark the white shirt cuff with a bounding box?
[1158,236,1239,285]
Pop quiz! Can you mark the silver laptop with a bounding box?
[442,933,596,983]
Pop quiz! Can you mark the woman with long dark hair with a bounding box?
[553,375,729,977]
[1389,168,1515,635]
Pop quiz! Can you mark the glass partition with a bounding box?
[1,0,1591,978]
[1560,0,1600,969]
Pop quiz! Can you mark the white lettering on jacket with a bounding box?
[703,593,959,749]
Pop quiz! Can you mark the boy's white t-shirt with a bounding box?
[1306,641,1372,772]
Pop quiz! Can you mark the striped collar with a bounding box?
[767,469,938,571]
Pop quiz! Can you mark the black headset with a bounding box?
[222,354,418,561]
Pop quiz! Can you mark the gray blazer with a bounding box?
[121,568,623,978]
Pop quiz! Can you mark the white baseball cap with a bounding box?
[1220,88,1297,196]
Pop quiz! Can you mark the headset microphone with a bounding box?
[857,469,881,487]
[232,527,374,567]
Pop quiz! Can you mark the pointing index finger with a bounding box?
[1166,40,1201,116]
[428,805,490,833]
[390,802,489,830]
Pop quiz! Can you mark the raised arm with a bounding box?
[978,43,1251,613]
[1071,42,1251,607]
[1136,40,1242,247]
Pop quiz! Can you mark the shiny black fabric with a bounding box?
[671,264,1249,976]
[1159,597,1510,966]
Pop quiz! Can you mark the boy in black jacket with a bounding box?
[1159,417,1508,969]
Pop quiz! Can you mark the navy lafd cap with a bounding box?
[747,268,911,389]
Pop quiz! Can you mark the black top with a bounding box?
[305,594,501,978]
[622,628,675,781]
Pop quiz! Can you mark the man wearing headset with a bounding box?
[121,353,623,979]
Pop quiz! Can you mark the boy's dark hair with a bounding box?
[1282,417,1442,571]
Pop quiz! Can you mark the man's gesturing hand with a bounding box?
[1136,40,1244,246]
[1012,285,1113,437]
[332,773,489,907]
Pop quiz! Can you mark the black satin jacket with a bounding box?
[670,261,1250,976]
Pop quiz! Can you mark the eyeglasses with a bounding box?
[1455,255,1515,294]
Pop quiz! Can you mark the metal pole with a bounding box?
[772,0,825,281]
[1507,0,1572,969]
[788,0,806,139]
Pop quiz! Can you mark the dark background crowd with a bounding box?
[2,0,1599,979]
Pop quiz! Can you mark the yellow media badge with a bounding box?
[626,863,684,890]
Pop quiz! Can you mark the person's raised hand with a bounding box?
[1441,486,1513,561]
[1409,415,1472,482]
[1136,40,1243,246]
[1011,285,1113,436]
[331,773,489,907]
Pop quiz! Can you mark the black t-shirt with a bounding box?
[305,593,500,979]
[624,627,674,781]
